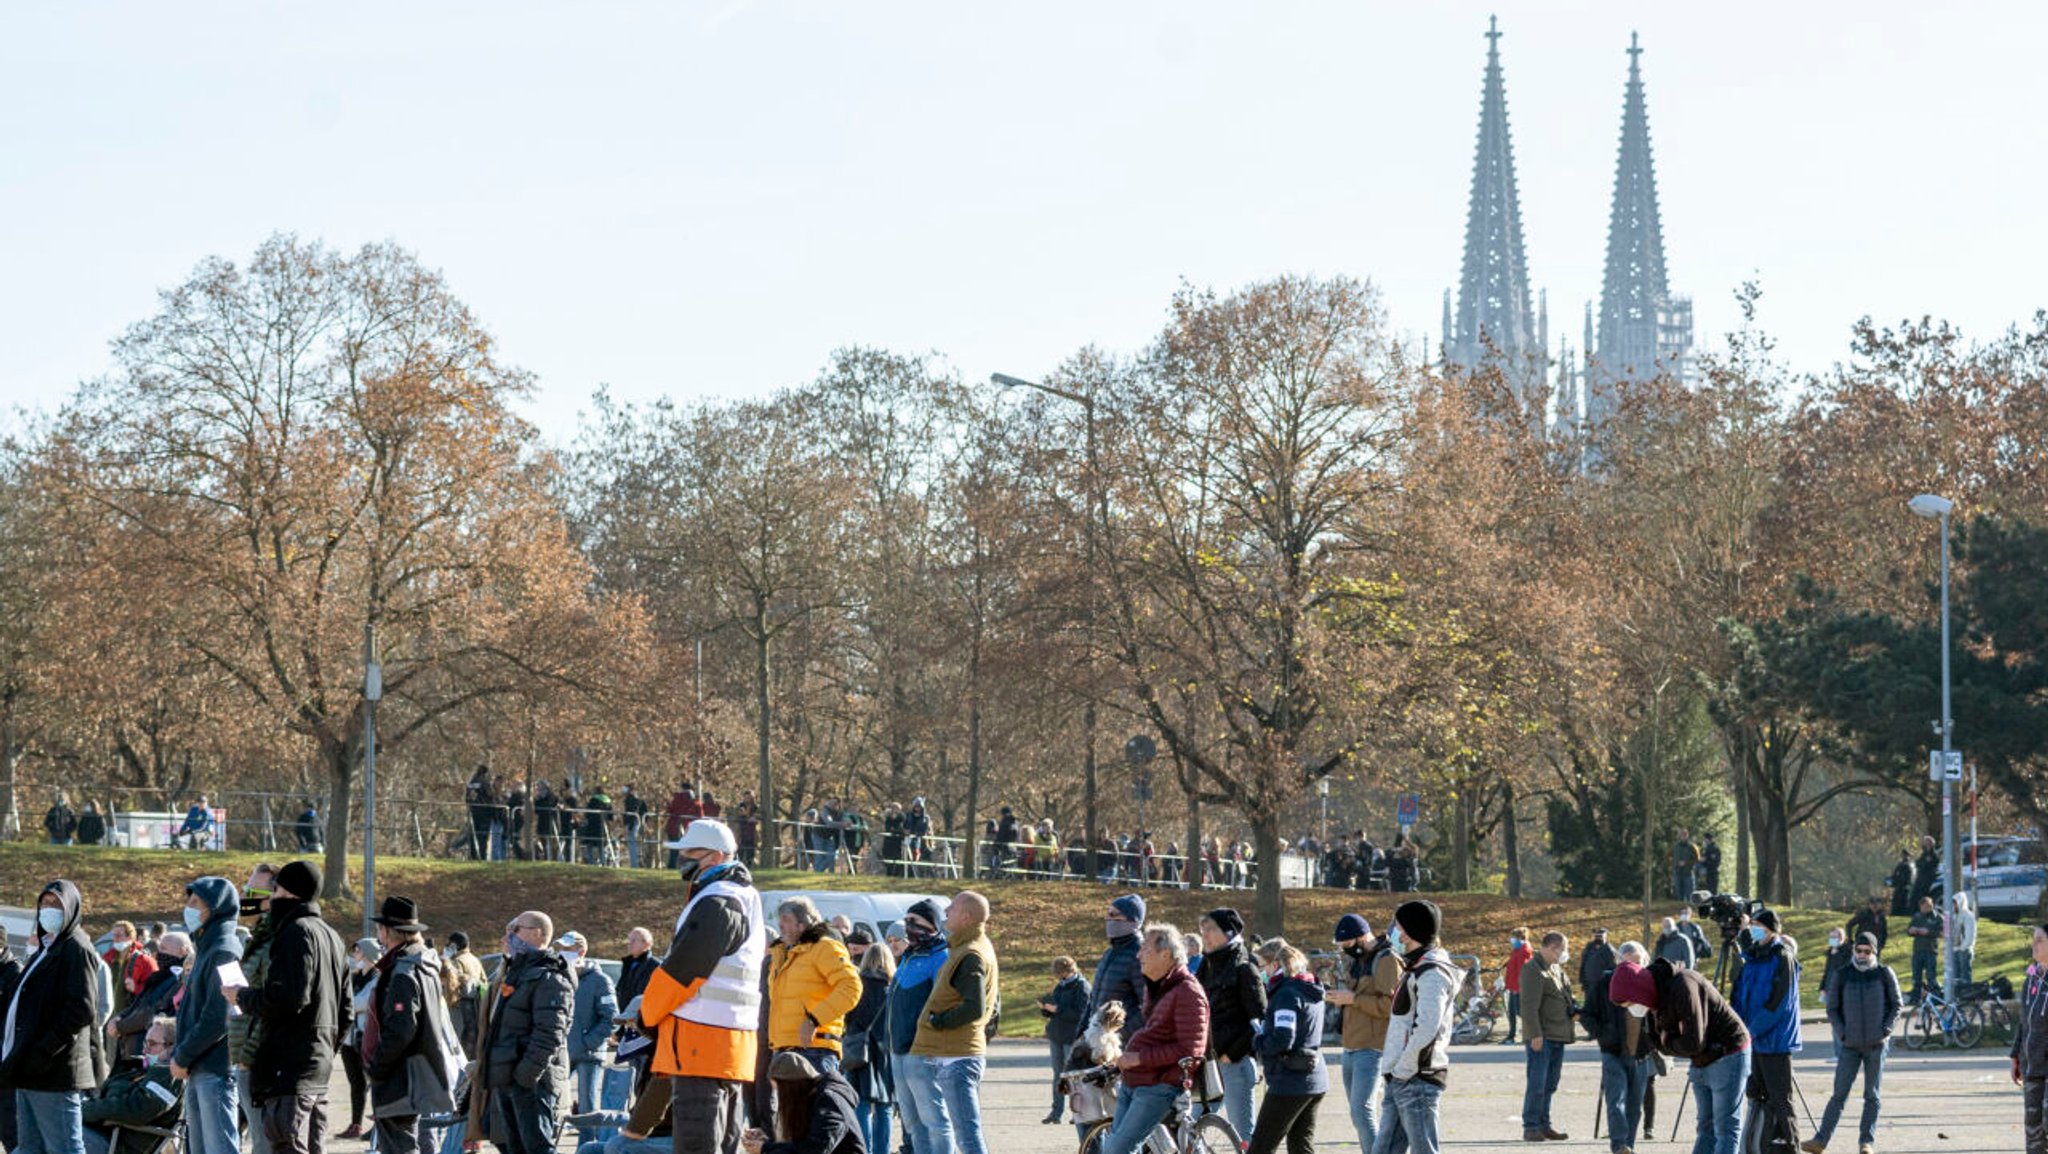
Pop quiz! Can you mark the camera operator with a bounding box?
[1731,909,1802,1153]
[1645,955,1750,1154]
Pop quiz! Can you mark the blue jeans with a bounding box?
[931,1057,987,1154]
[1953,950,1974,988]
[1372,1077,1443,1154]
[184,1072,240,1154]
[1600,1052,1651,1153]
[1205,1056,1256,1142]
[14,1090,84,1154]
[235,1064,274,1154]
[1522,1042,1565,1129]
[1911,950,1939,998]
[896,1051,947,1154]
[1686,1050,1750,1154]
[1340,1048,1383,1152]
[1099,1083,1180,1154]
[573,1062,615,1142]
[576,1134,669,1154]
[1814,1044,1884,1148]
[855,1100,893,1154]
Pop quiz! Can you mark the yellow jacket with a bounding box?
[767,924,863,1054]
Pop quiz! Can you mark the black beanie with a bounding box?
[275,860,323,900]
[1394,899,1440,946]
[1204,908,1244,938]
[1754,908,1780,932]
[906,899,945,930]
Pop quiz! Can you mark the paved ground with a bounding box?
[315,1022,2017,1153]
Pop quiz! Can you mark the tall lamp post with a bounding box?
[1908,492,1957,988]
[993,372,1101,881]
[361,621,383,937]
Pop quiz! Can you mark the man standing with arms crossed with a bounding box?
[641,819,763,1154]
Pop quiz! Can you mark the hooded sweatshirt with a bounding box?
[173,876,245,1078]
[0,879,100,1091]
[1252,972,1329,1096]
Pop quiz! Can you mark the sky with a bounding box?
[5,2,2045,440]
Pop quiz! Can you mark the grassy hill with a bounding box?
[5,843,2028,1034]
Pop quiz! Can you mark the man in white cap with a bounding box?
[640,819,763,1154]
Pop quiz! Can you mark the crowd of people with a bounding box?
[11,820,2043,1154]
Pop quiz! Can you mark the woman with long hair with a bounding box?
[741,1051,863,1154]
[844,934,895,1154]
[1246,938,1329,1154]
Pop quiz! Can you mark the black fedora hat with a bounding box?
[371,896,428,933]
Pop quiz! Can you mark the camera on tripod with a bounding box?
[1690,890,1764,943]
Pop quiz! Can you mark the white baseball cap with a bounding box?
[665,818,738,855]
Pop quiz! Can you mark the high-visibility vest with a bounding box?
[671,877,764,1030]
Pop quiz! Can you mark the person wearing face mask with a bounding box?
[470,909,575,1154]
[1501,928,1535,1045]
[1601,958,1659,1154]
[888,899,949,1152]
[1644,950,1748,1154]
[81,1017,183,1154]
[1676,910,1713,966]
[1818,931,1850,1021]
[111,932,188,1063]
[1519,931,1574,1142]
[225,862,279,1154]
[1196,907,1266,1142]
[1730,908,1802,1154]
[636,818,761,1154]
[1806,932,1897,1154]
[438,932,488,1060]
[223,860,349,1154]
[101,923,157,1018]
[1,880,100,1154]
[170,876,242,1154]
[365,898,460,1154]
[559,931,622,1145]
[1326,913,1398,1152]
[1377,900,1457,1154]
[1085,895,1150,1052]
[1246,939,1327,1154]
[338,939,382,1141]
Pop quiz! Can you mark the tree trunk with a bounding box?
[321,733,353,900]
[1735,760,1751,896]
[1250,810,1285,936]
[1082,700,1098,882]
[1502,778,1521,899]
[0,716,19,840]
[1184,787,1201,891]
[1450,782,1473,891]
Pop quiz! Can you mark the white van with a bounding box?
[757,891,948,943]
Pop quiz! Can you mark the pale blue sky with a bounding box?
[4,3,2042,437]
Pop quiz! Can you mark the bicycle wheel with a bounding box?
[1080,1120,1112,1154]
[1183,1113,1241,1154]
[1990,999,2017,1040]
[1951,1002,1985,1049]
[1904,1004,1933,1049]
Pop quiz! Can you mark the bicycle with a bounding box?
[1070,1058,1241,1154]
[1904,985,1984,1049]
[1957,976,2016,1042]
[1451,965,1504,1044]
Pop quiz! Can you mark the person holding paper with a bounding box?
[226,860,348,1154]
[172,876,243,1154]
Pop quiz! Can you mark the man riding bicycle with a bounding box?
[1093,923,1210,1154]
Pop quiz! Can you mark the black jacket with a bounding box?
[1845,908,1888,954]
[1197,939,1267,1062]
[76,811,107,846]
[0,880,100,1092]
[2014,971,2048,1079]
[482,949,574,1092]
[616,951,659,1010]
[238,897,349,1102]
[367,943,450,1112]
[1043,974,1090,1048]
[113,966,183,1061]
[843,970,891,1105]
[761,1071,862,1154]
[82,1058,182,1154]
[1088,934,1147,1041]
[1646,957,1748,1068]
[1826,960,1900,1050]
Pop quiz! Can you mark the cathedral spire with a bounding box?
[1590,31,1692,421]
[1448,15,1542,407]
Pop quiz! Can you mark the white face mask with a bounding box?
[1851,955,1876,972]
[36,908,63,935]
[1828,936,1843,948]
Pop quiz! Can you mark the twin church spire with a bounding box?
[1441,19,1693,436]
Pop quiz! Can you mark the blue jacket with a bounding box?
[1253,974,1329,1096]
[1088,934,1146,1041]
[568,961,619,1065]
[1731,935,1801,1054]
[887,939,948,1056]
[173,876,245,1078]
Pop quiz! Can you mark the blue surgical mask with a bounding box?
[1746,926,1766,946]
[504,933,537,959]
[36,908,63,935]
[183,907,205,932]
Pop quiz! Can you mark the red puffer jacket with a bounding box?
[1123,965,1211,1088]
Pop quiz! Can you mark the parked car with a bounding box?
[757,891,949,943]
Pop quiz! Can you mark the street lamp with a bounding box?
[1908,492,1956,989]
[994,371,1102,882]
[361,621,383,937]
